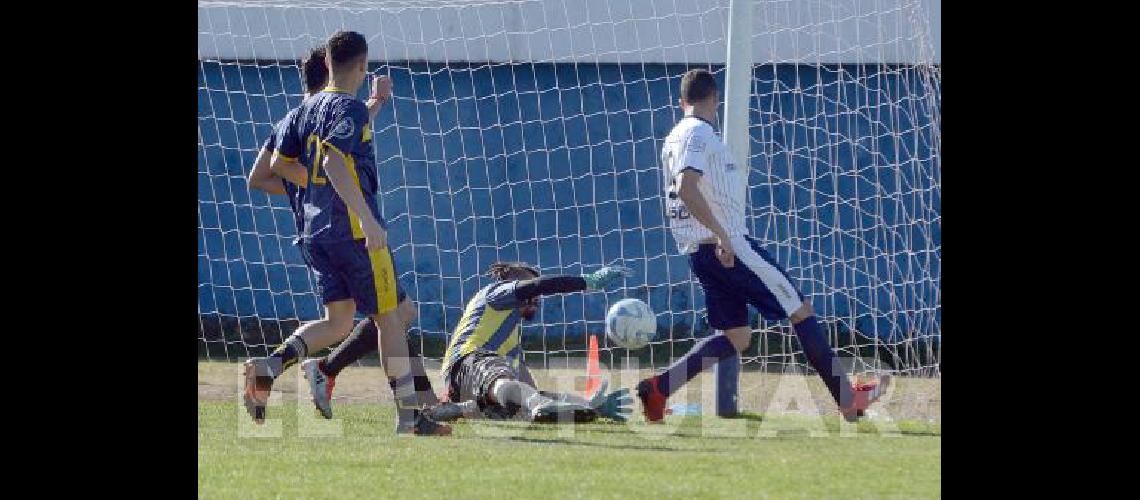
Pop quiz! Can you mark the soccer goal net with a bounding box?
[198,0,941,382]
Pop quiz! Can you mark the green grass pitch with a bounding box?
[198,362,940,498]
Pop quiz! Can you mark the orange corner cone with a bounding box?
[584,334,602,397]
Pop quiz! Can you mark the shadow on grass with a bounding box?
[353,411,939,439]
[874,426,941,437]
[480,435,718,453]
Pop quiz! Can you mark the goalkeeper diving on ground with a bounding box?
[302,262,635,424]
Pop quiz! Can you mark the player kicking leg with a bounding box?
[637,69,888,423]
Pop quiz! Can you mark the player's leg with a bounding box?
[243,299,355,423]
[243,242,358,423]
[261,241,358,375]
[271,299,356,373]
[732,236,888,420]
[304,318,377,416]
[455,350,595,423]
[300,312,382,420]
[389,299,442,408]
[304,298,442,419]
[348,242,450,435]
[636,243,746,422]
[319,299,414,379]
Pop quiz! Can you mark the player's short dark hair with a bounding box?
[301,45,328,94]
[680,69,718,104]
[487,262,540,281]
[326,30,368,70]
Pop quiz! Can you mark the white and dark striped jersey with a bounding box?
[660,116,749,254]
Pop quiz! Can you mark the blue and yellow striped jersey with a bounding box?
[275,87,383,243]
[440,281,527,376]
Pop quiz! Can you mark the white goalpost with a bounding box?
[198,0,940,412]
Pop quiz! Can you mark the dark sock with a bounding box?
[323,319,379,377]
[406,336,439,406]
[411,367,436,406]
[792,315,852,407]
[656,333,737,397]
[268,335,308,377]
[322,320,437,405]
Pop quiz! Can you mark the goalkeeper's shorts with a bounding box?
[445,349,521,420]
[689,234,806,330]
[300,239,407,315]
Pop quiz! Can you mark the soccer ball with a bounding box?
[605,298,656,350]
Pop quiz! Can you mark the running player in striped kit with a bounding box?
[636,69,889,422]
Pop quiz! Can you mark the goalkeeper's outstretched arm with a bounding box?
[512,275,589,301]
[511,267,632,302]
[538,380,633,422]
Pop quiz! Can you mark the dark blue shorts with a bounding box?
[300,239,407,315]
[689,235,805,330]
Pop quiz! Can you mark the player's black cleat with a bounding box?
[396,410,454,436]
[422,401,470,423]
[529,398,597,423]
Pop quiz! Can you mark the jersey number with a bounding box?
[664,151,690,219]
[305,134,329,186]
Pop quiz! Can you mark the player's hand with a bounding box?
[362,219,387,250]
[587,380,634,422]
[584,266,632,290]
[716,236,735,268]
[370,75,392,104]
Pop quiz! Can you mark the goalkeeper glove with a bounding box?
[583,266,632,290]
[587,379,634,422]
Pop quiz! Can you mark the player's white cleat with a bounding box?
[301,359,335,419]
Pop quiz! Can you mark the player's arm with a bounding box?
[322,104,387,248]
[248,140,287,195]
[539,380,632,422]
[364,74,392,118]
[269,153,309,187]
[491,267,631,307]
[674,131,735,266]
[267,112,309,188]
[323,150,384,244]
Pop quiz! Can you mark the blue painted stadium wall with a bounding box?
[198,62,941,342]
